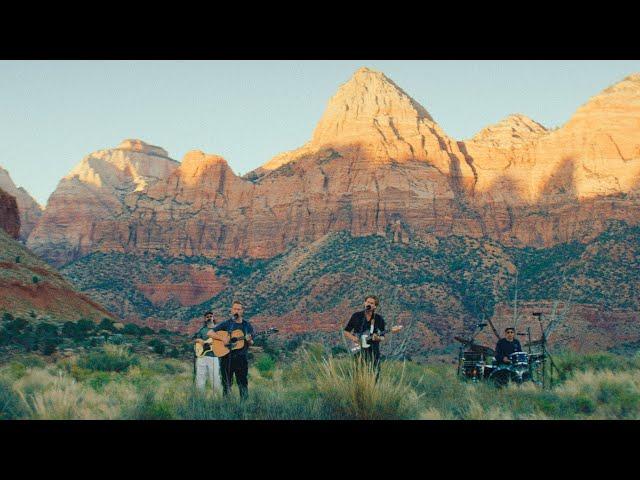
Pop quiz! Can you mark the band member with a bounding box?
[212,300,254,399]
[495,327,522,365]
[343,295,385,378]
[193,311,222,393]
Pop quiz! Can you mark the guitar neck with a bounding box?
[365,328,392,336]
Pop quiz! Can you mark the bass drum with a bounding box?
[488,366,531,387]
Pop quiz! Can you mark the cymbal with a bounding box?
[470,344,495,355]
[524,339,545,347]
[455,336,495,355]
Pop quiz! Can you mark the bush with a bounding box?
[148,339,166,355]
[35,322,61,355]
[5,318,28,334]
[77,345,139,373]
[123,323,142,336]
[0,380,26,419]
[255,354,276,375]
[62,319,95,340]
[2,312,14,322]
[125,390,175,420]
[98,318,115,332]
[32,276,39,284]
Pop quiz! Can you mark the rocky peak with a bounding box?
[310,67,435,148]
[569,73,640,122]
[63,141,178,194]
[177,151,234,186]
[0,166,42,241]
[116,139,170,158]
[601,73,640,95]
[469,113,547,147]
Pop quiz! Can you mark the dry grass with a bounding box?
[3,348,640,420]
[315,355,421,420]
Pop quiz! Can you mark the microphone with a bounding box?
[365,305,372,311]
[476,323,487,328]
[233,313,239,320]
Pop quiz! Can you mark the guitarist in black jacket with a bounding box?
[344,295,385,379]
[212,300,254,399]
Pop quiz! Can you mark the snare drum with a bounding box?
[509,351,529,367]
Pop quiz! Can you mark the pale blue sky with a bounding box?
[2,60,640,205]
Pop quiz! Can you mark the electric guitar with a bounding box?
[350,325,404,354]
[212,327,279,358]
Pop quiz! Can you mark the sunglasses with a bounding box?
[506,330,515,333]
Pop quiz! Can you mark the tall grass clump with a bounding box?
[315,355,421,419]
[552,370,640,419]
[77,344,139,373]
[555,351,640,381]
[17,374,121,419]
[0,379,26,419]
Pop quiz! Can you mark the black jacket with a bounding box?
[495,338,522,364]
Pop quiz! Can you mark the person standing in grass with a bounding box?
[212,300,254,399]
[193,311,222,393]
[343,295,385,380]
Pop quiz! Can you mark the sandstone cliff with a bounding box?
[27,139,179,265]
[0,166,42,241]
[28,69,640,265]
[0,187,20,239]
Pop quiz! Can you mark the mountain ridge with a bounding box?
[23,69,640,266]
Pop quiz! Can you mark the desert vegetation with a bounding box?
[2,341,640,420]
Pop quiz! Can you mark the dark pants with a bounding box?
[220,354,248,399]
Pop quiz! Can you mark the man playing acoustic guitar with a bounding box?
[211,300,254,399]
[344,295,386,380]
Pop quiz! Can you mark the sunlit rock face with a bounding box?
[0,166,42,241]
[28,70,640,264]
[463,73,640,247]
[27,140,179,265]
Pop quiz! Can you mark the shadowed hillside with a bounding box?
[0,228,114,323]
[60,221,640,358]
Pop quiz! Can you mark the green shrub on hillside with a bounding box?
[77,345,139,373]
[255,354,276,375]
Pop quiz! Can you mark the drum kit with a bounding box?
[455,319,552,387]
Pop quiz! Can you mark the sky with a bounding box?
[1,60,640,206]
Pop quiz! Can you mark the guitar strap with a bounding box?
[359,311,377,337]
[359,310,367,335]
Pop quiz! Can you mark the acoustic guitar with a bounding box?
[194,338,214,358]
[350,325,404,354]
[212,327,279,358]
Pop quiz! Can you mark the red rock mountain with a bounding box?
[28,69,640,266]
[0,166,42,241]
[0,225,114,322]
[27,139,179,265]
[0,187,20,239]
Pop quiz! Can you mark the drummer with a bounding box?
[495,327,522,365]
